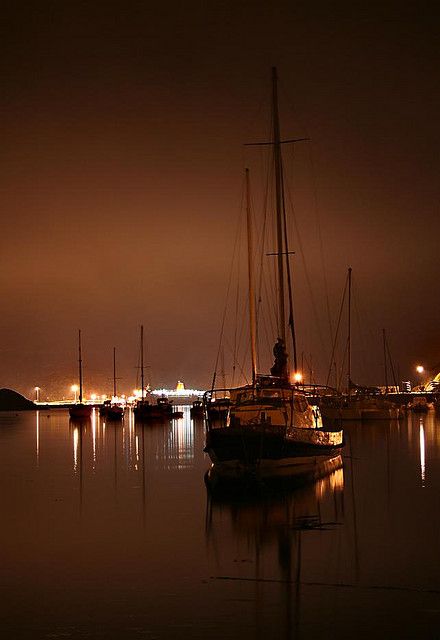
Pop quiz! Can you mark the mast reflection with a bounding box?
[205,456,344,639]
[73,426,79,473]
[419,421,426,487]
[35,410,40,468]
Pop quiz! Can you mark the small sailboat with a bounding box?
[190,399,204,419]
[133,327,173,422]
[204,69,343,479]
[133,325,152,420]
[69,330,92,420]
[99,347,124,420]
[319,270,401,422]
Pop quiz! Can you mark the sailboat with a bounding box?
[133,326,173,421]
[99,347,124,420]
[204,68,343,478]
[319,269,401,421]
[69,329,92,420]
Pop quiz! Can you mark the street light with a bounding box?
[416,365,425,390]
[34,386,40,402]
[71,384,79,402]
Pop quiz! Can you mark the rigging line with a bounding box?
[280,154,298,371]
[305,142,334,346]
[283,176,328,362]
[210,200,244,392]
[261,262,277,345]
[235,294,251,383]
[232,188,245,387]
[326,273,349,387]
[223,335,250,387]
[386,337,398,389]
[352,288,368,383]
[337,337,349,392]
[255,152,274,354]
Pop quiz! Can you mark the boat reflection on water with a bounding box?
[68,406,202,476]
[205,455,344,639]
[205,453,343,506]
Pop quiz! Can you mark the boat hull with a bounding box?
[99,406,124,420]
[320,405,401,421]
[206,452,343,486]
[134,406,169,422]
[205,425,343,476]
[69,404,92,419]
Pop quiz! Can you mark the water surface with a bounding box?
[1,408,439,638]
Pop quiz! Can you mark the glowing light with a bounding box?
[293,372,303,383]
[152,387,204,398]
[420,422,426,487]
[92,409,97,469]
[36,410,39,466]
[91,393,97,402]
[176,380,185,391]
[416,365,424,374]
[73,427,79,472]
[71,384,79,402]
[34,386,41,402]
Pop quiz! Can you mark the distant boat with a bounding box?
[190,399,204,419]
[204,69,343,478]
[133,325,152,420]
[319,270,401,422]
[99,347,124,420]
[69,330,92,420]
[133,328,173,422]
[408,395,432,413]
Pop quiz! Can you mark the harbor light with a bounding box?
[293,372,303,383]
[71,384,79,402]
[416,365,424,374]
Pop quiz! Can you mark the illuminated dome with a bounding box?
[176,381,185,391]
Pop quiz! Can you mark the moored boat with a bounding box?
[69,329,92,420]
[99,347,124,420]
[190,399,204,419]
[408,395,433,413]
[204,68,343,478]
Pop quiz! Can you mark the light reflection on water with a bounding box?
[0,408,440,639]
[420,421,426,487]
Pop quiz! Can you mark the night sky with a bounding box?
[1,1,439,399]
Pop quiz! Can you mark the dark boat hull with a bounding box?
[99,407,124,420]
[205,425,343,478]
[69,404,92,419]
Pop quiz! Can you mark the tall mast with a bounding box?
[281,169,298,372]
[140,325,145,401]
[78,329,83,404]
[245,168,258,385]
[113,346,117,397]
[347,267,352,398]
[382,329,389,393]
[272,66,286,344]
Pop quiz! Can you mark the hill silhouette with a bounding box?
[0,389,36,411]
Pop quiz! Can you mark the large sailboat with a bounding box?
[69,329,92,420]
[204,68,343,478]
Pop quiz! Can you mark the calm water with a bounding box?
[1,408,440,639]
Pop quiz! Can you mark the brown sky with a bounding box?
[1,0,439,398]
